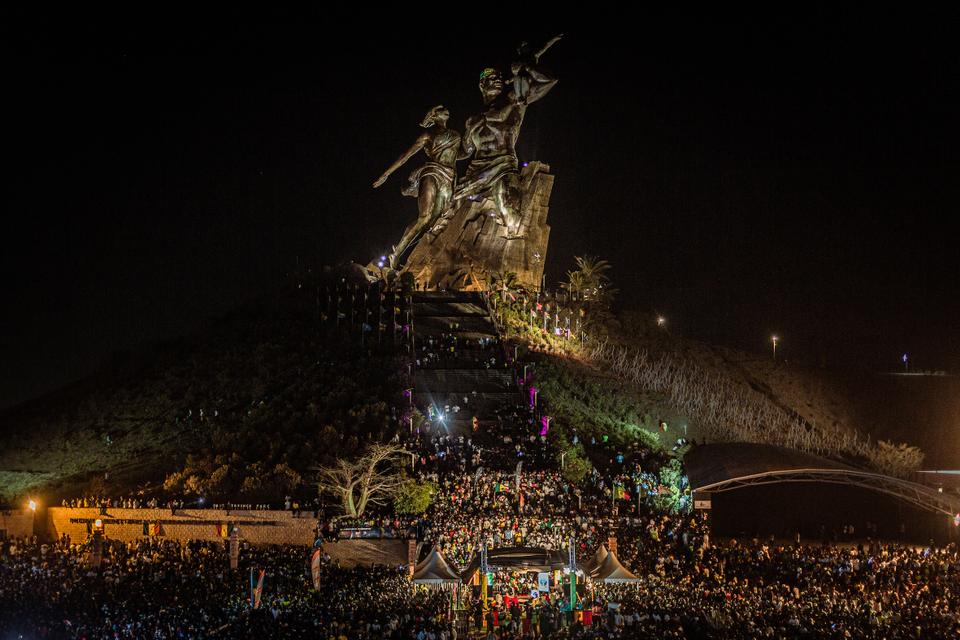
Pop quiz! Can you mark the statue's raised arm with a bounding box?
[509,34,561,105]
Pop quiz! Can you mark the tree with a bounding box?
[394,478,438,514]
[315,444,408,518]
[560,270,587,299]
[561,448,592,484]
[573,255,611,300]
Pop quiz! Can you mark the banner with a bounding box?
[537,572,550,592]
[251,569,266,609]
[310,549,322,590]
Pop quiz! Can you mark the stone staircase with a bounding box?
[411,292,517,431]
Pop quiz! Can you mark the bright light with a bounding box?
[94,519,103,529]
[657,316,666,327]
[27,499,37,512]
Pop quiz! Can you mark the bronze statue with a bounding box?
[446,35,561,238]
[373,105,461,268]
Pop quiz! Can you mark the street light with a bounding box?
[657,316,666,328]
[28,499,37,512]
[771,335,779,361]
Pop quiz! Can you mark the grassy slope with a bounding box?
[0,294,405,504]
[506,305,932,472]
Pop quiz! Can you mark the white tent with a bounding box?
[591,549,640,583]
[585,544,610,578]
[412,547,461,584]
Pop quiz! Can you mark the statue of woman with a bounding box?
[373,105,461,268]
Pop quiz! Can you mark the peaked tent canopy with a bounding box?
[585,545,610,578]
[412,547,461,584]
[592,550,639,583]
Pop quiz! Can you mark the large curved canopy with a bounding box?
[685,443,960,517]
[461,547,568,581]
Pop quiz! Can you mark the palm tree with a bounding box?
[561,270,587,299]
[570,255,612,301]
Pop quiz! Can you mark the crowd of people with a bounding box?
[0,536,451,638]
[6,300,959,638]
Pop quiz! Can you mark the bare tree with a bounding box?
[315,444,408,518]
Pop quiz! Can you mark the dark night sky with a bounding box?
[4,20,959,409]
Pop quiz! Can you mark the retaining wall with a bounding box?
[0,509,35,539]
[47,508,318,545]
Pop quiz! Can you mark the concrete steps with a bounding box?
[411,292,517,421]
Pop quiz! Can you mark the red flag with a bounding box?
[252,569,266,609]
[310,549,322,590]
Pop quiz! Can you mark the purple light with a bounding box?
[528,386,537,407]
[540,416,550,436]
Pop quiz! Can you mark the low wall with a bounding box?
[0,509,35,539]
[47,508,318,545]
[324,539,413,568]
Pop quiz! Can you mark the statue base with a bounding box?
[403,161,553,291]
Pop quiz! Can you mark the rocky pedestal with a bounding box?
[403,161,553,291]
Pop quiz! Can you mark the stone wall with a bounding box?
[0,509,35,539]
[47,508,317,545]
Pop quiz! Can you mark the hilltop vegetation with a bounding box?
[0,257,939,506]
[0,292,406,505]
[491,258,926,478]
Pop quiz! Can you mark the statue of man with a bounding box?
[373,105,461,268]
[449,35,561,237]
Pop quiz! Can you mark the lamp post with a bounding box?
[771,335,779,361]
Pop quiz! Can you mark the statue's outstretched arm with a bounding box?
[518,64,558,105]
[534,34,563,62]
[373,133,429,188]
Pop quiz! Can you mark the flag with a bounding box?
[310,549,322,590]
[151,523,162,537]
[613,483,629,500]
[251,568,266,609]
[216,523,230,538]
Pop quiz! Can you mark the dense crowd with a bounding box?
[0,536,450,638]
[9,302,960,638]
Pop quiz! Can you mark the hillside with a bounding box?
[2,281,950,506]
[495,292,932,478]
[0,290,407,505]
